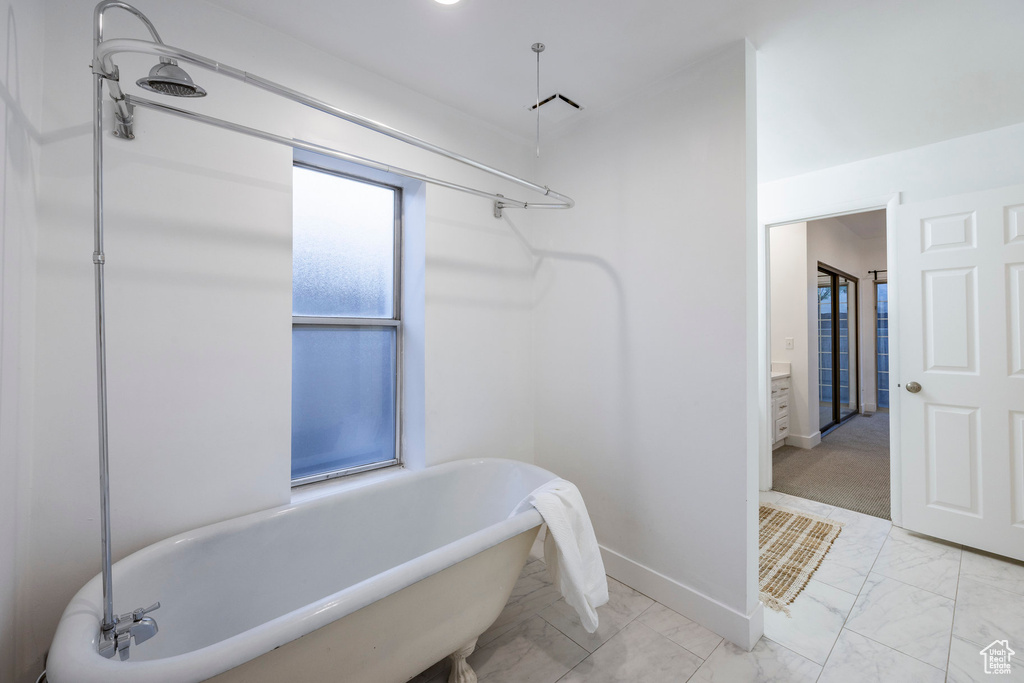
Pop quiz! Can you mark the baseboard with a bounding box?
[862,402,877,415]
[600,545,764,651]
[785,431,821,449]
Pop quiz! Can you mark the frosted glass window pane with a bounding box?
[291,327,396,479]
[293,166,395,318]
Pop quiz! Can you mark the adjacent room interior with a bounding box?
[768,211,891,520]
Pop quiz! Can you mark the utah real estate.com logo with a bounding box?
[980,640,1014,675]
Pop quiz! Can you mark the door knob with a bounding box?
[906,381,922,393]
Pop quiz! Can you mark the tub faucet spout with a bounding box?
[131,616,159,645]
[98,602,161,660]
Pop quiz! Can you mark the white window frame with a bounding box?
[290,153,425,486]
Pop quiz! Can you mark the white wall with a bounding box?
[0,0,43,680]
[761,121,1024,216]
[16,0,538,678]
[525,43,762,648]
[769,222,810,440]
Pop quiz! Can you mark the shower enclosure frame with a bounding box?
[90,0,574,653]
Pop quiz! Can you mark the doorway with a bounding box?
[763,209,893,520]
[817,265,859,433]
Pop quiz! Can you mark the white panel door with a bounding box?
[899,185,1024,561]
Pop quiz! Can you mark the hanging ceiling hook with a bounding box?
[532,42,545,158]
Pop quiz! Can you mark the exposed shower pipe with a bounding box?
[92,3,169,660]
[92,0,154,649]
[93,37,575,212]
[89,0,574,660]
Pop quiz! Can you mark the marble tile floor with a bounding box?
[411,492,1024,682]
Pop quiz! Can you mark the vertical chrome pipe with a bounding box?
[93,27,115,636]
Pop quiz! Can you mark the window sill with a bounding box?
[290,463,409,505]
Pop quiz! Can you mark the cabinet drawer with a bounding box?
[771,378,791,395]
[774,415,789,441]
[774,396,790,419]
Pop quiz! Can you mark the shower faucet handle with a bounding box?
[115,601,160,624]
[133,602,161,621]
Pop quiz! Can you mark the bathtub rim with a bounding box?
[48,458,553,683]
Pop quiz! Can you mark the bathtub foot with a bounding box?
[447,638,478,683]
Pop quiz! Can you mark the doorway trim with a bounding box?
[758,192,902,525]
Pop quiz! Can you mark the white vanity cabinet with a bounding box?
[771,375,791,446]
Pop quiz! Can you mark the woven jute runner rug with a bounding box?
[759,503,843,614]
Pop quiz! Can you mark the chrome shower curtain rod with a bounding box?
[93,37,575,213]
[126,95,536,209]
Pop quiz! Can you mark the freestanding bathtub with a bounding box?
[47,458,556,683]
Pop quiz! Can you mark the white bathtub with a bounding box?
[48,458,556,683]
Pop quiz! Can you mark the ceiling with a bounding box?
[207,0,1024,182]
[833,210,886,240]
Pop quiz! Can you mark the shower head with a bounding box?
[136,60,207,98]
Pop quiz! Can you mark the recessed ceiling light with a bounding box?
[434,0,461,4]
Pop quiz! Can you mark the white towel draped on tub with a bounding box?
[512,478,609,632]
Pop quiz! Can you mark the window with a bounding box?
[291,163,403,484]
[876,282,889,409]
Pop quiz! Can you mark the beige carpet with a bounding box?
[772,413,890,520]
[759,504,843,614]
